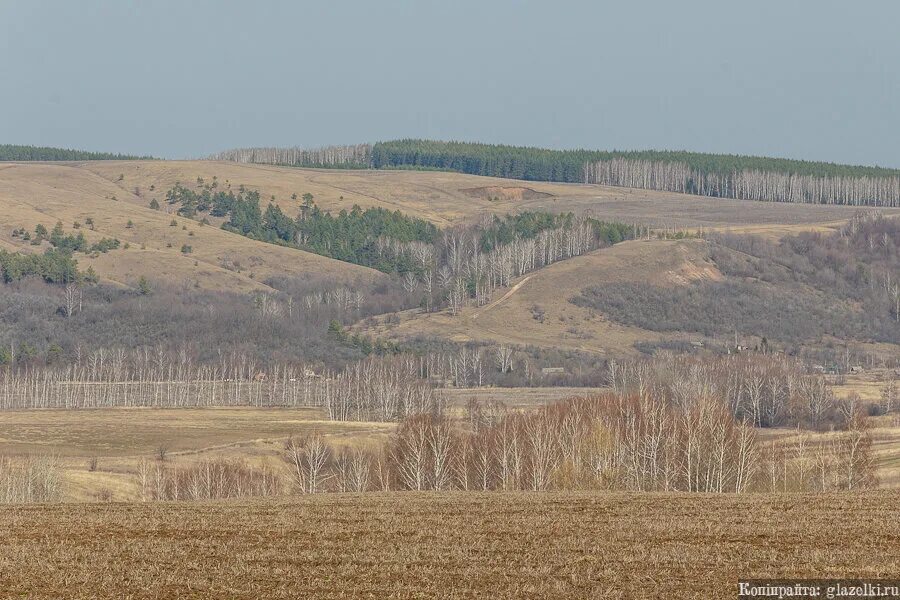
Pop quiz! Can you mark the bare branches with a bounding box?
[585,158,900,207]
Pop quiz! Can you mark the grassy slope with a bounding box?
[0,163,384,292]
[2,160,896,349]
[364,239,724,357]
[79,160,894,229]
[1,492,896,598]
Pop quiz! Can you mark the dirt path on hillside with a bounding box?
[472,275,533,320]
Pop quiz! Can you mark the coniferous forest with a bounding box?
[212,139,900,207]
[0,144,151,161]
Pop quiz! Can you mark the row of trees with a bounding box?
[584,158,900,207]
[370,139,900,182]
[605,353,851,430]
[0,144,150,161]
[209,144,372,168]
[136,458,281,501]
[209,139,900,204]
[230,391,877,497]
[0,352,438,420]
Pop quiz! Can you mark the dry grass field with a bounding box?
[2,160,892,293]
[0,162,385,292]
[364,238,719,356]
[0,492,896,599]
[0,407,394,501]
[80,160,898,229]
[440,386,605,409]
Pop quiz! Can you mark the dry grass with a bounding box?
[77,160,895,230]
[440,386,606,410]
[0,407,394,501]
[2,160,891,293]
[365,239,718,356]
[0,162,384,292]
[0,406,389,457]
[0,491,895,598]
[830,369,897,403]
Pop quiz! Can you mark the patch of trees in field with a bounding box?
[574,212,900,346]
[13,222,121,255]
[136,458,281,501]
[0,144,151,161]
[274,353,881,495]
[164,181,440,273]
[296,204,439,271]
[209,144,372,168]
[0,249,81,284]
[0,455,63,503]
[130,356,879,500]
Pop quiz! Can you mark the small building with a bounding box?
[541,367,565,375]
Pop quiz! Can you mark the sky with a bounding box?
[1,0,898,166]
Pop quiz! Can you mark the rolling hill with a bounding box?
[360,238,724,356]
[2,158,897,356]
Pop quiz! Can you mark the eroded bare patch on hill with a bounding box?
[460,185,552,202]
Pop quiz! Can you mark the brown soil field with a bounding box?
[364,238,719,357]
[0,491,896,599]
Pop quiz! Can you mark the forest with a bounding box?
[0,144,151,161]
[211,140,900,206]
[209,144,371,168]
[371,139,900,181]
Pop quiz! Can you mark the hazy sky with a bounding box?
[1,1,898,165]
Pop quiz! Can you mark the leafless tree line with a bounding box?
[765,417,877,493]
[0,351,438,421]
[252,286,364,320]
[382,219,600,316]
[275,392,876,495]
[136,458,281,501]
[319,356,440,421]
[0,455,63,503]
[209,144,372,168]
[605,352,853,430]
[584,158,900,207]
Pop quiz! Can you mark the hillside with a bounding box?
[0,163,385,292]
[216,140,900,206]
[77,160,897,230]
[362,239,722,356]
[1,157,894,305]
